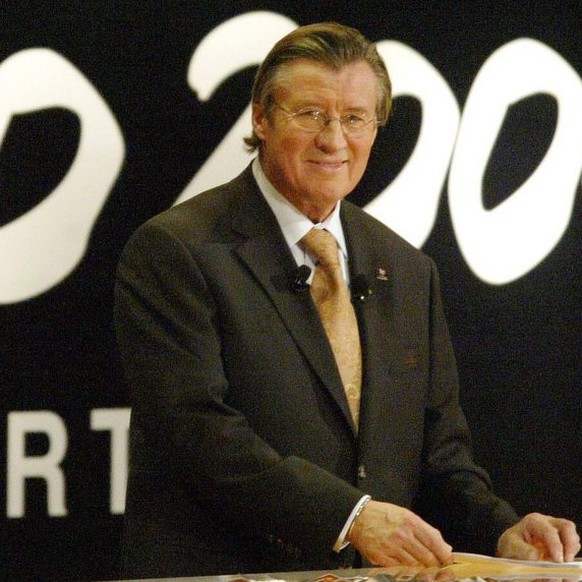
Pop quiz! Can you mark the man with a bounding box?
[114,22,579,579]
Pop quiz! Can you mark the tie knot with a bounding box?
[301,228,340,267]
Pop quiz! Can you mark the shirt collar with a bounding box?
[252,158,348,258]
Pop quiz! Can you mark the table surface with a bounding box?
[99,553,582,582]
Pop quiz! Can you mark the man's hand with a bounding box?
[497,513,581,562]
[348,500,453,567]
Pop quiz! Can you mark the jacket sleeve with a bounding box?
[413,258,520,554]
[114,219,363,558]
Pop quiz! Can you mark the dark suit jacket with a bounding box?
[114,164,519,579]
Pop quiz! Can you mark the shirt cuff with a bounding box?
[333,495,372,553]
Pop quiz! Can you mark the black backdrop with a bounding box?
[2,3,581,581]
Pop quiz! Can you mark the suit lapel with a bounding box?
[228,169,355,430]
[341,203,399,433]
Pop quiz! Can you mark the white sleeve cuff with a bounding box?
[332,495,372,553]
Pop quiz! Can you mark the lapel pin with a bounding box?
[376,268,388,281]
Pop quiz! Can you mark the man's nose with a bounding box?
[315,118,348,150]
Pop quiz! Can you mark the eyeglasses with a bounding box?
[273,103,377,137]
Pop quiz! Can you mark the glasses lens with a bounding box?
[342,116,371,135]
[294,111,325,132]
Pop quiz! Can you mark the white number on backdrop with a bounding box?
[366,41,460,248]
[0,48,125,304]
[449,38,582,284]
[174,11,297,204]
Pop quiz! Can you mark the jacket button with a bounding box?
[357,465,367,479]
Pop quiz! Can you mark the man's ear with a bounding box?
[251,102,268,141]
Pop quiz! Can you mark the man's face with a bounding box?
[252,59,379,222]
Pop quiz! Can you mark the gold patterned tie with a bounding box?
[301,228,362,427]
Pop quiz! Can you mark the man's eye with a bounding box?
[298,110,324,121]
[344,114,366,126]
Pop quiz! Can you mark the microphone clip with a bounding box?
[292,265,312,293]
[351,274,372,303]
